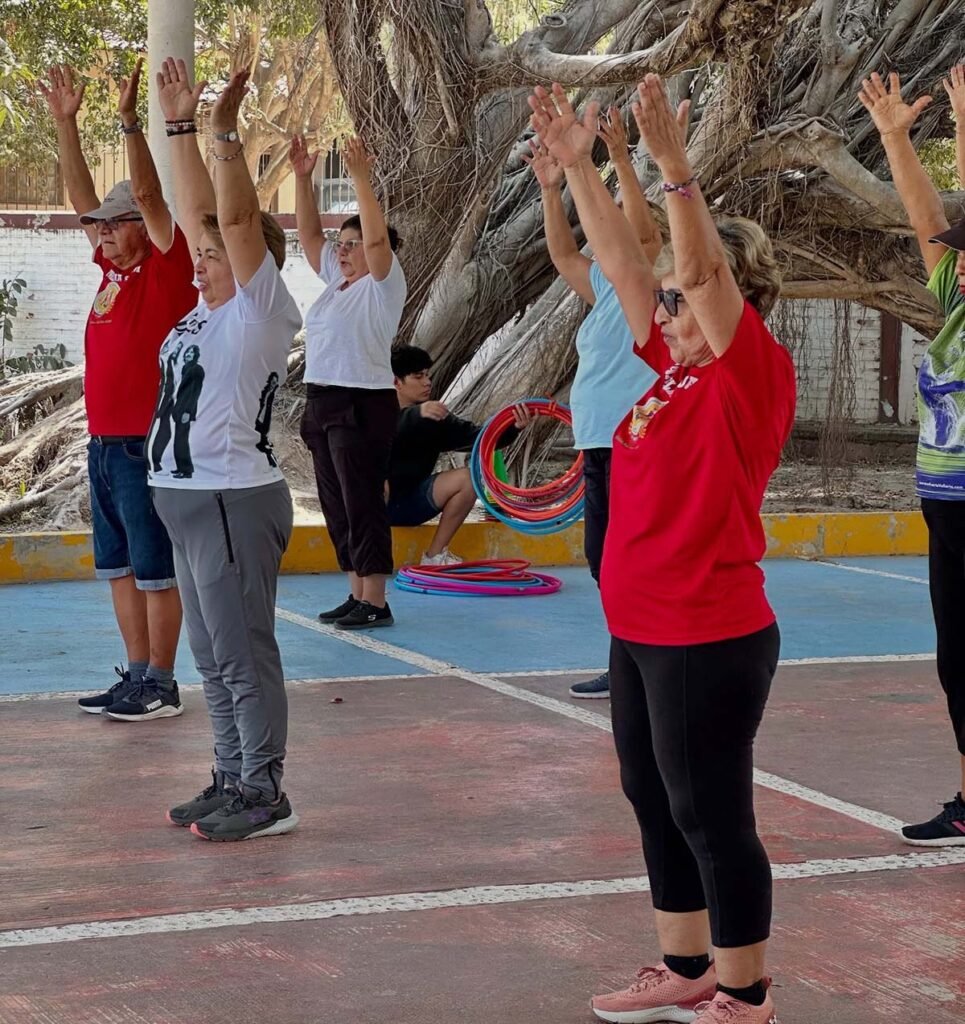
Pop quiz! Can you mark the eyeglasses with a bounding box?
[335,238,364,253]
[654,288,686,317]
[98,215,144,231]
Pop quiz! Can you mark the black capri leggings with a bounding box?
[609,622,780,948]
[300,384,397,578]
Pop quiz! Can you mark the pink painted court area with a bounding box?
[0,557,963,1023]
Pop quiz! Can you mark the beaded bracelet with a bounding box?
[120,121,143,135]
[662,175,698,199]
[165,125,198,137]
[165,119,196,129]
[212,144,245,162]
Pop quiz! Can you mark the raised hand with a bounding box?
[156,57,206,122]
[943,64,965,124]
[289,134,319,178]
[38,65,86,122]
[342,136,376,180]
[117,57,144,125]
[522,137,564,189]
[210,69,250,133]
[631,75,690,168]
[527,84,597,168]
[597,106,631,161]
[858,71,932,137]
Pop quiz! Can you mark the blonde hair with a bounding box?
[200,212,287,269]
[653,215,781,318]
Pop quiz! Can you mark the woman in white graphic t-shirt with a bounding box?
[147,60,303,843]
[291,133,407,631]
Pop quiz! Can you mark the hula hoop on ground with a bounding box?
[469,399,584,535]
[394,559,562,597]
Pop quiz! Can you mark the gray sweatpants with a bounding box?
[153,481,294,800]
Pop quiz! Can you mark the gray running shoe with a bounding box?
[167,769,237,827]
[190,788,299,842]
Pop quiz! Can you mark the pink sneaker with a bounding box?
[693,991,777,1024]
[591,962,718,1023]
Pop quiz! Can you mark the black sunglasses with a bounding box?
[654,288,686,317]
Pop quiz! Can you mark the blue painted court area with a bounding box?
[0,557,935,696]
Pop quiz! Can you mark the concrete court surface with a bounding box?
[0,556,963,1023]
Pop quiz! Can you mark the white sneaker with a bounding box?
[421,549,463,566]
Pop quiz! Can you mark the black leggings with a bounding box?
[609,623,779,948]
[300,385,397,577]
[582,448,611,583]
[922,499,965,755]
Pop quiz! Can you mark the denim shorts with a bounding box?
[87,438,177,589]
[387,475,441,526]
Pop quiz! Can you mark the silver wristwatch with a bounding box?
[214,129,241,143]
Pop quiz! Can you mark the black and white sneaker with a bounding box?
[901,793,965,846]
[334,600,394,630]
[190,788,298,842]
[105,681,184,721]
[318,595,360,622]
[569,671,610,699]
[167,769,237,827]
[77,666,135,714]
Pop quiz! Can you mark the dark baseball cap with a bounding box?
[929,219,965,252]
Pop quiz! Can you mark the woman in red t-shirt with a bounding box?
[530,78,795,1024]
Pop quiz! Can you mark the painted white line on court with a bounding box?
[0,672,430,704]
[777,653,934,666]
[0,655,936,703]
[275,608,913,835]
[2,848,962,950]
[804,559,928,586]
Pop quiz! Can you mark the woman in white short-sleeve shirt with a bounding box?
[147,61,302,843]
[291,134,407,630]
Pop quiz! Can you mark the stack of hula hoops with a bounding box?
[394,399,582,598]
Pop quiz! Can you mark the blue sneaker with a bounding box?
[569,671,610,699]
[77,666,135,715]
[105,680,183,721]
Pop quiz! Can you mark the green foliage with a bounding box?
[920,138,958,191]
[0,273,28,376]
[5,342,74,376]
[0,1,145,166]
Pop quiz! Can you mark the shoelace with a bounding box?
[219,791,256,816]
[108,666,130,693]
[629,966,668,992]
[694,996,748,1021]
[933,797,965,823]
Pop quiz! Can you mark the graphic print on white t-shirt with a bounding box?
[147,252,302,490]
[303,243,407,389]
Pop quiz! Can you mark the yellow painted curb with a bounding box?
[0,511,927,584]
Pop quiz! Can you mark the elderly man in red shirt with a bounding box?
[41,62,196,720]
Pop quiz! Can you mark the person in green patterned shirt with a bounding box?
[860,66,965,847]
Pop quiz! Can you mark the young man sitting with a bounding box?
[389,345,529,565]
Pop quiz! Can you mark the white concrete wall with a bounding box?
[0,225,933,426]
[0,226,321,365]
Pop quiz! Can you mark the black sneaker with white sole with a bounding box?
[167,769,237,827]
[77,666,135,714]
[334,600,394,630]
[190,789,298,841]
[105,681,183,721]
[569,671,610,699]
[318,594,360,622]
[900,793,965,846]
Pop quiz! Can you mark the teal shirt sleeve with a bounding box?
[927,248,965,318]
